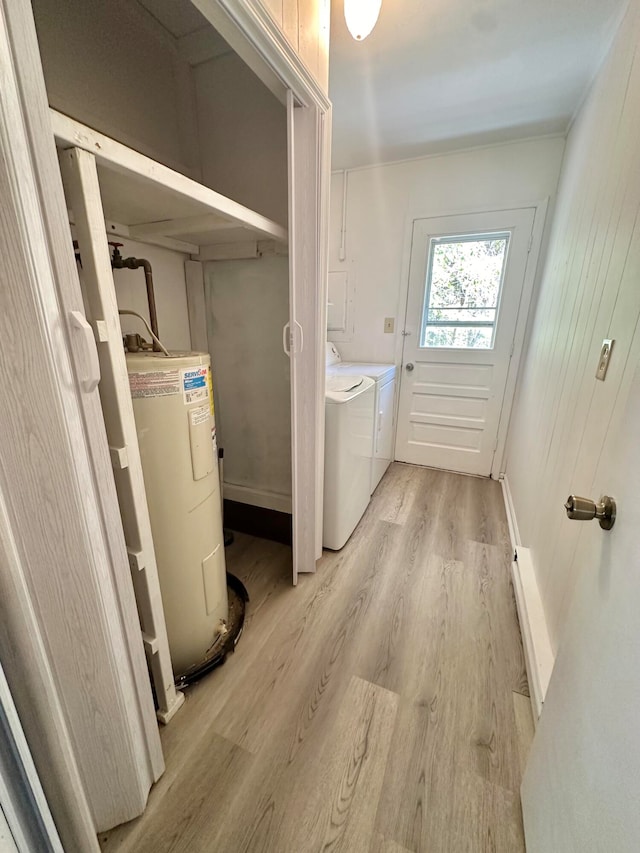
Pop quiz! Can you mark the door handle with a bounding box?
[282,322,291,358]
[283,321,303,356]
[69,310,100,392]
[564,495,616,530]
[405,362,414,372]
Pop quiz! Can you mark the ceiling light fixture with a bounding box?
[344,0,382,41]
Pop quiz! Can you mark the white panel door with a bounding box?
[521,363,640,851]
[396,209,535,476]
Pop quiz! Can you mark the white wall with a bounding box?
[504,0,640,653]
[32,0,200,177]
[328,137,565,364]
[111,239,192,353]
[194,52,288,225]
[260,0,330,91]
[205,256,291,511]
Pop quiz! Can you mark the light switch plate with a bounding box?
[595,338,614,380]
[384,317,395,333]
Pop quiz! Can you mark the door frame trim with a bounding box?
[393,199,550,477]
[191,0,331,112]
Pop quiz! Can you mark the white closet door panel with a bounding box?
[287,91,323,579]
[0,482,98,851]
[0,660,63,852]
[60,147,184,727]
[0,0,162,835]
[0,808,17,853]
[316,105,331,557]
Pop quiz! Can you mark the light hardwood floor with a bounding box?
[101,464,533,853]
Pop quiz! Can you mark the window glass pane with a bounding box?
[424,326,495,349]
[421,232,509,349]
[426,307,496,324]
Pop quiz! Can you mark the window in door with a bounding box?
[420,232,510,349]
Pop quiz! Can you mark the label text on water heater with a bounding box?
[181,366,209,406]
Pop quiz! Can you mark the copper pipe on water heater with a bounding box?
[109,242,161,351]
[138,258,160,350]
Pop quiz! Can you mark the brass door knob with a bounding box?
[564,495,616,530]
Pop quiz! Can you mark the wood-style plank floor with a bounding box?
[101,464,532,853]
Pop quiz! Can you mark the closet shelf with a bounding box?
[51,109,288,256]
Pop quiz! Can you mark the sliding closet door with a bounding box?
[0,0,162,838]
[287,92,325,580]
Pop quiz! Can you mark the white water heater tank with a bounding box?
[127,351,228,677]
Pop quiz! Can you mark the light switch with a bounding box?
[384,317,395,334]
[595,339,614,381]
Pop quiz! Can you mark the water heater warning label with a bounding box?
[129,369,181,398]
[189,405,210,427]
[181,366,209,405]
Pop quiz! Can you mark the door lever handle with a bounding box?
[564,495,616,530]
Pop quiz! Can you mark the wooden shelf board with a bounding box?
[51,109,288,249]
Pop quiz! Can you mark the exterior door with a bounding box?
[395,208,535,476]
[521,362,640,851]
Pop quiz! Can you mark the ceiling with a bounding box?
[136,0,230,61]
[330,0,627,168]
[137,0,206,37]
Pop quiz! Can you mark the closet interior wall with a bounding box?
[4,0,327,839]
[205,255,292,514]
[34,0,293,710]
[194,51,288,225]
[110,240,192,351]
[34,0,293,518]
[33,0,289,206]
[32,0,202,179]
[194,40,292,516]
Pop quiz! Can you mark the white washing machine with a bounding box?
[326,343,397,493]
[323,374,376,550]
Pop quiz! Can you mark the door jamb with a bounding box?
[491,199,549,477]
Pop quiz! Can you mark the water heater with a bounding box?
[127,351,228,677]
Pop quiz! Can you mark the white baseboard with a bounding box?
[223,482,292,514]
[501,477,554,721]
[500,473,521,550]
